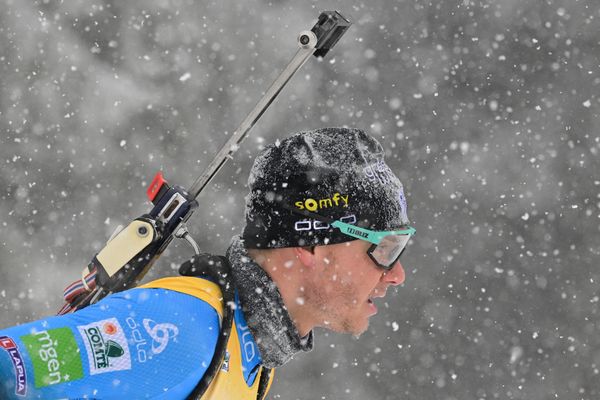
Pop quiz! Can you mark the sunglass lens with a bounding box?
[370,234,411,269]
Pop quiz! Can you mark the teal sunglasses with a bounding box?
[284,205,416,270]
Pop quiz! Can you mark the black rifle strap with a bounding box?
[181,253,235,400]
[256,367,273,400]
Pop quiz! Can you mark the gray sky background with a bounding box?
[1,0,599,399]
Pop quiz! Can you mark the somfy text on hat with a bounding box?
[242,127,409,249]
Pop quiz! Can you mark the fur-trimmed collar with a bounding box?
[227,236,313,368]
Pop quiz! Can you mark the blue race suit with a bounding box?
[0,276,272,399]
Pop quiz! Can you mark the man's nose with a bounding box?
[383,260,405,285]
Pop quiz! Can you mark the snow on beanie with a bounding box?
[242,127,410,249]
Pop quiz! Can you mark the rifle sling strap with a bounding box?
[180,253,235,400]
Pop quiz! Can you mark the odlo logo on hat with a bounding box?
[294,193,349,212]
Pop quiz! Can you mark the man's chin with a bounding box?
[323,312,371,335]
[345,319,370,337]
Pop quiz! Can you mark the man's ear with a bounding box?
[294,246,317,268]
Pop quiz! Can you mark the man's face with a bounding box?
[307,240,405,336]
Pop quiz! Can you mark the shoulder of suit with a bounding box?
[139,276,225,317]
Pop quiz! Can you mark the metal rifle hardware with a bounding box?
[187,10,351,198]
[59,11,352,313]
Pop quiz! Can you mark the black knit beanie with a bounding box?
[242,127,409,249]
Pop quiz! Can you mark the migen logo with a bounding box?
[20,328,84,388]
[295,193,349,212]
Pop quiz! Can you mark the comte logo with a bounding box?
[77,318,132,375]
[103,322,118,335]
